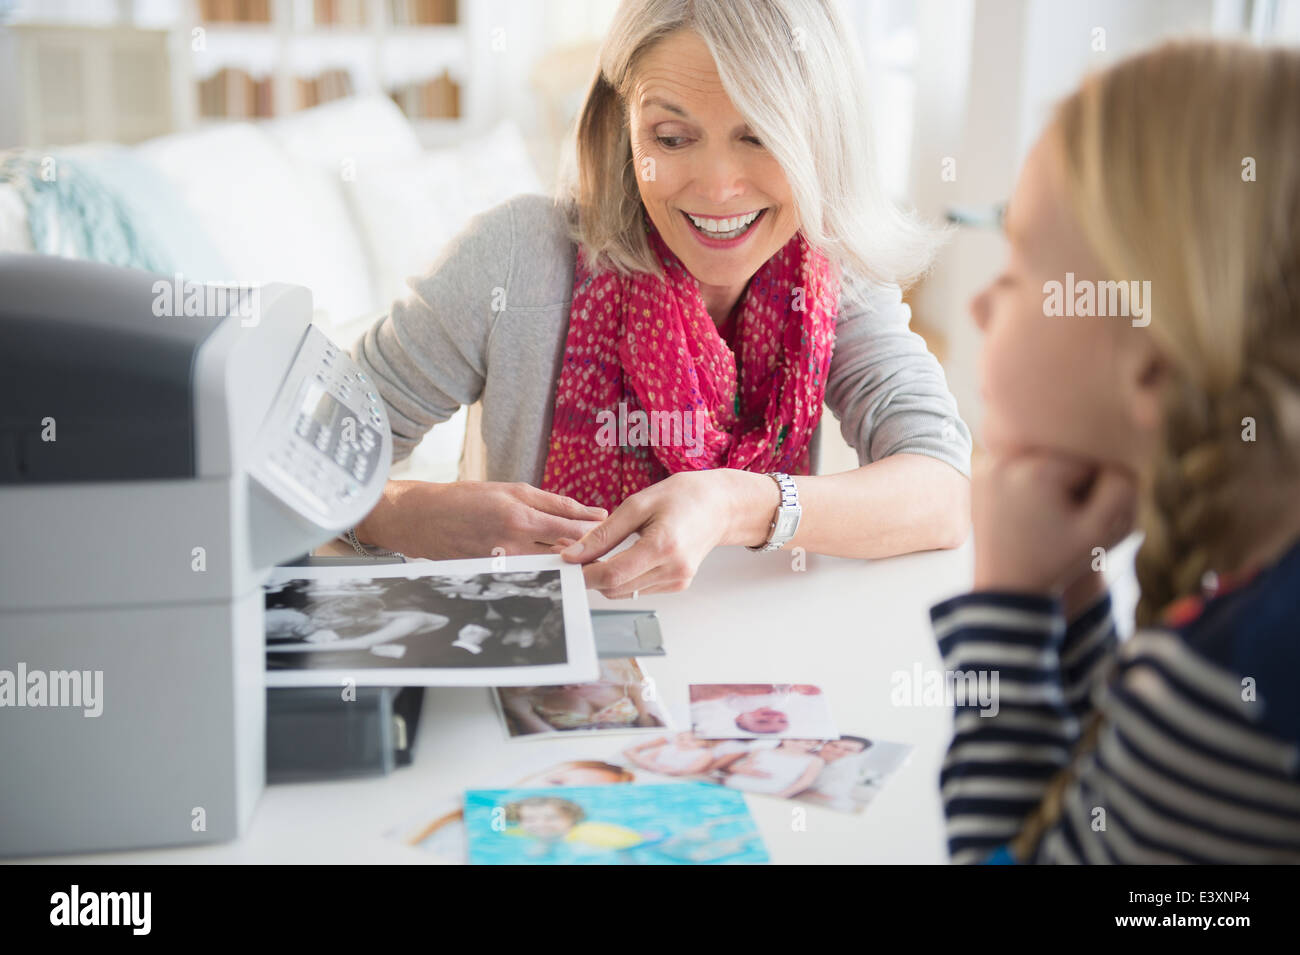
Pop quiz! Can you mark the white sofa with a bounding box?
[0,96,544,483]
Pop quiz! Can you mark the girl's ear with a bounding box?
[1127,339,1170,434]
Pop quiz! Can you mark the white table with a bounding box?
[15,542,973,865]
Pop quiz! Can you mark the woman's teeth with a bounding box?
[685,209,762,240]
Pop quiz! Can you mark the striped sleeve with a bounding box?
[930,591,1082,864]
[1059,592,1119,720]
[1034,630,1300,863]
[932,591,1300,864]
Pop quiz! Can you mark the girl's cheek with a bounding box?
[979,317,1018,394]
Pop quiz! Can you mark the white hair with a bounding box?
[559,0,941,288]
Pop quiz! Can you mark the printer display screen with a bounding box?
[300,380,339,428]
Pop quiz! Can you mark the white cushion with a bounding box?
[136,122,376,327]
[344,121,544,307]
[261,95,424,169]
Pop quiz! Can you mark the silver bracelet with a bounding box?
[345,527,371,557]
[345,527,402,559]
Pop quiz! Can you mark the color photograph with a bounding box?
[688,683,839,739]
[622,731,911,811]
[464,782,769,865]
[492,658,670,739]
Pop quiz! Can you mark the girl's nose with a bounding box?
[969,286,992,333]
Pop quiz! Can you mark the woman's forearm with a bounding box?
[354,479,420,552]
[720,453,970,558]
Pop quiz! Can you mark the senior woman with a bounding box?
[348,0,972,598]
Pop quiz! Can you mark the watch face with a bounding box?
[774,507,801,538]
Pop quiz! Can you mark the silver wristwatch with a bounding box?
[747,472,801,552]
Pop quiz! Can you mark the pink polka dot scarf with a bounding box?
[540,214,840,511]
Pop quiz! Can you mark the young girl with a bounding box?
[934,40,1300,863]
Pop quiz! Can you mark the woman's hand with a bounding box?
[972,449,1137,596]
[357,479,607,560]
[559,470,775,598]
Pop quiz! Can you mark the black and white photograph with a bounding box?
[263,556,599,687]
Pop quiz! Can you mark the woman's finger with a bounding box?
[561,495,651,564]
[527,514,605,548]
[597,564,679,600]
[512,540,568,555]
[579,534,661,593]
[519,484,608,521]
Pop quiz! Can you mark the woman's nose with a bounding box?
[696,148,747,205]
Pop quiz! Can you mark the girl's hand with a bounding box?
[559,470,761,598]
[358,479,607,560]
[973,449,1137,596]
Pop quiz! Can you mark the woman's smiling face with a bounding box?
[628,29,800,301]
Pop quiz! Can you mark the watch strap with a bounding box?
[747,472,800,552]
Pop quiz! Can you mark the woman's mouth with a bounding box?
[681,208,767,247]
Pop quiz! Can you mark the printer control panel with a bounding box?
[250,325,390,528]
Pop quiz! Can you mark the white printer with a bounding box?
[0,254,391,856]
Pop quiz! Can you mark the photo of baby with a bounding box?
[688,683,839,739]
[621,730,912,812]
[492,658,669,740]
[464,783,768,865]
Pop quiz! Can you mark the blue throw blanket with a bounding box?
[0,147,228,279]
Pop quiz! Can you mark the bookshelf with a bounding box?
[188,0,470,142]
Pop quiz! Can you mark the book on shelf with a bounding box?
[199,0,272,23]
[198,68,275,119]
[388,69,460,119]
[313,0,369,27]
[296,70,357,110]
[389,0,459,26]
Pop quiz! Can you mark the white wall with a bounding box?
[909,0,1220,445]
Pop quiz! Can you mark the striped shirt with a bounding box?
[930,539,1300,864]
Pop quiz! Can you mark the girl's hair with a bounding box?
[1053,39,1300,628]
[1011,39,1300,862]
[556,0,939,286]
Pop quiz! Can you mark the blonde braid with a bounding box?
[1136,360,1300,626]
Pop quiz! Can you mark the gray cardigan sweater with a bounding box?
[351,192,972,484]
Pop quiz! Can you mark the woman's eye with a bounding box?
[655,135,687,149]
[744,135,763,146]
